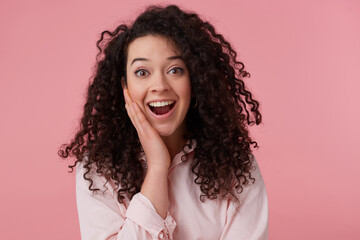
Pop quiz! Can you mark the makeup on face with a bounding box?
[125,34,192,137]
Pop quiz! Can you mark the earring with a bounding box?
[190,97,198,108]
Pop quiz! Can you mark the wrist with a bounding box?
[146,165,169,175]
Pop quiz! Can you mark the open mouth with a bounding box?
[148,102,176,115]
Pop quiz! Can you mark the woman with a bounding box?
[58,4,268,240]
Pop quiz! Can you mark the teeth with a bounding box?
[149,100,175,107]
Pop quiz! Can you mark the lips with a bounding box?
[149,102,176,115]
[147,99,176,105]
[146,101,177,119]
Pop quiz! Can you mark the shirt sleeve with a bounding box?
[75,161,177,240]
[219,154,269,240]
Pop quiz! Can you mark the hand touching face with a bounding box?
[124,34,191,138]
[123,88,171,169]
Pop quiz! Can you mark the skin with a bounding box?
[122,34,192,219]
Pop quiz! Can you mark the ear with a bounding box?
[121,77,127,89]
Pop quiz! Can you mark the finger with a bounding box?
[124,89,149,135]
[123,89,131,104]
[124,88,134,104]
[125,97,144,135]
[132,101,154,136]
[130,101,145,134]
[125,103,136,128]
[123,90,137,125]
[124,89,144,131]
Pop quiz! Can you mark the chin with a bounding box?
[154,126,176,137]
[157,130,174,137]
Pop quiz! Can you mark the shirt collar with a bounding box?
[139,138,197,170]
[169,138,196,172]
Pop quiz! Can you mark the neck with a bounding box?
[161,123,188,161]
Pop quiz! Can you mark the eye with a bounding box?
[134,69,149,77]
[168,67,184,75]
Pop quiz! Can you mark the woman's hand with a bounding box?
[124,88,170,219]
[123,88,171,171]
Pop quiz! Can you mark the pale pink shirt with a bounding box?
[76,140,268,240]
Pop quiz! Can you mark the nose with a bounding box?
[149,72,170,93]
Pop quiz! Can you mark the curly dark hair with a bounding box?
[58,4,262,205]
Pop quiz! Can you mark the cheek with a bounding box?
[179,82,192,104]
[127,85,145,106]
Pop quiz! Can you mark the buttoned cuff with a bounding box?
[126,192,177,239]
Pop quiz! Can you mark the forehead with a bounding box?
[126,35,180,60]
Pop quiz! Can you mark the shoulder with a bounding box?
[75,155,120,199]
[231,153,267,205]
[248,153,265,181]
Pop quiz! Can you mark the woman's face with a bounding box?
[124,34,191,137]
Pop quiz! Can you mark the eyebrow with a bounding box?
[131,55,183,65]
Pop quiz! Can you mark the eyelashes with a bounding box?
[134,67,184,78]
[168,67,184,75]
[134,69,149,77]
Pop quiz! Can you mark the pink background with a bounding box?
[1,0,359,239]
